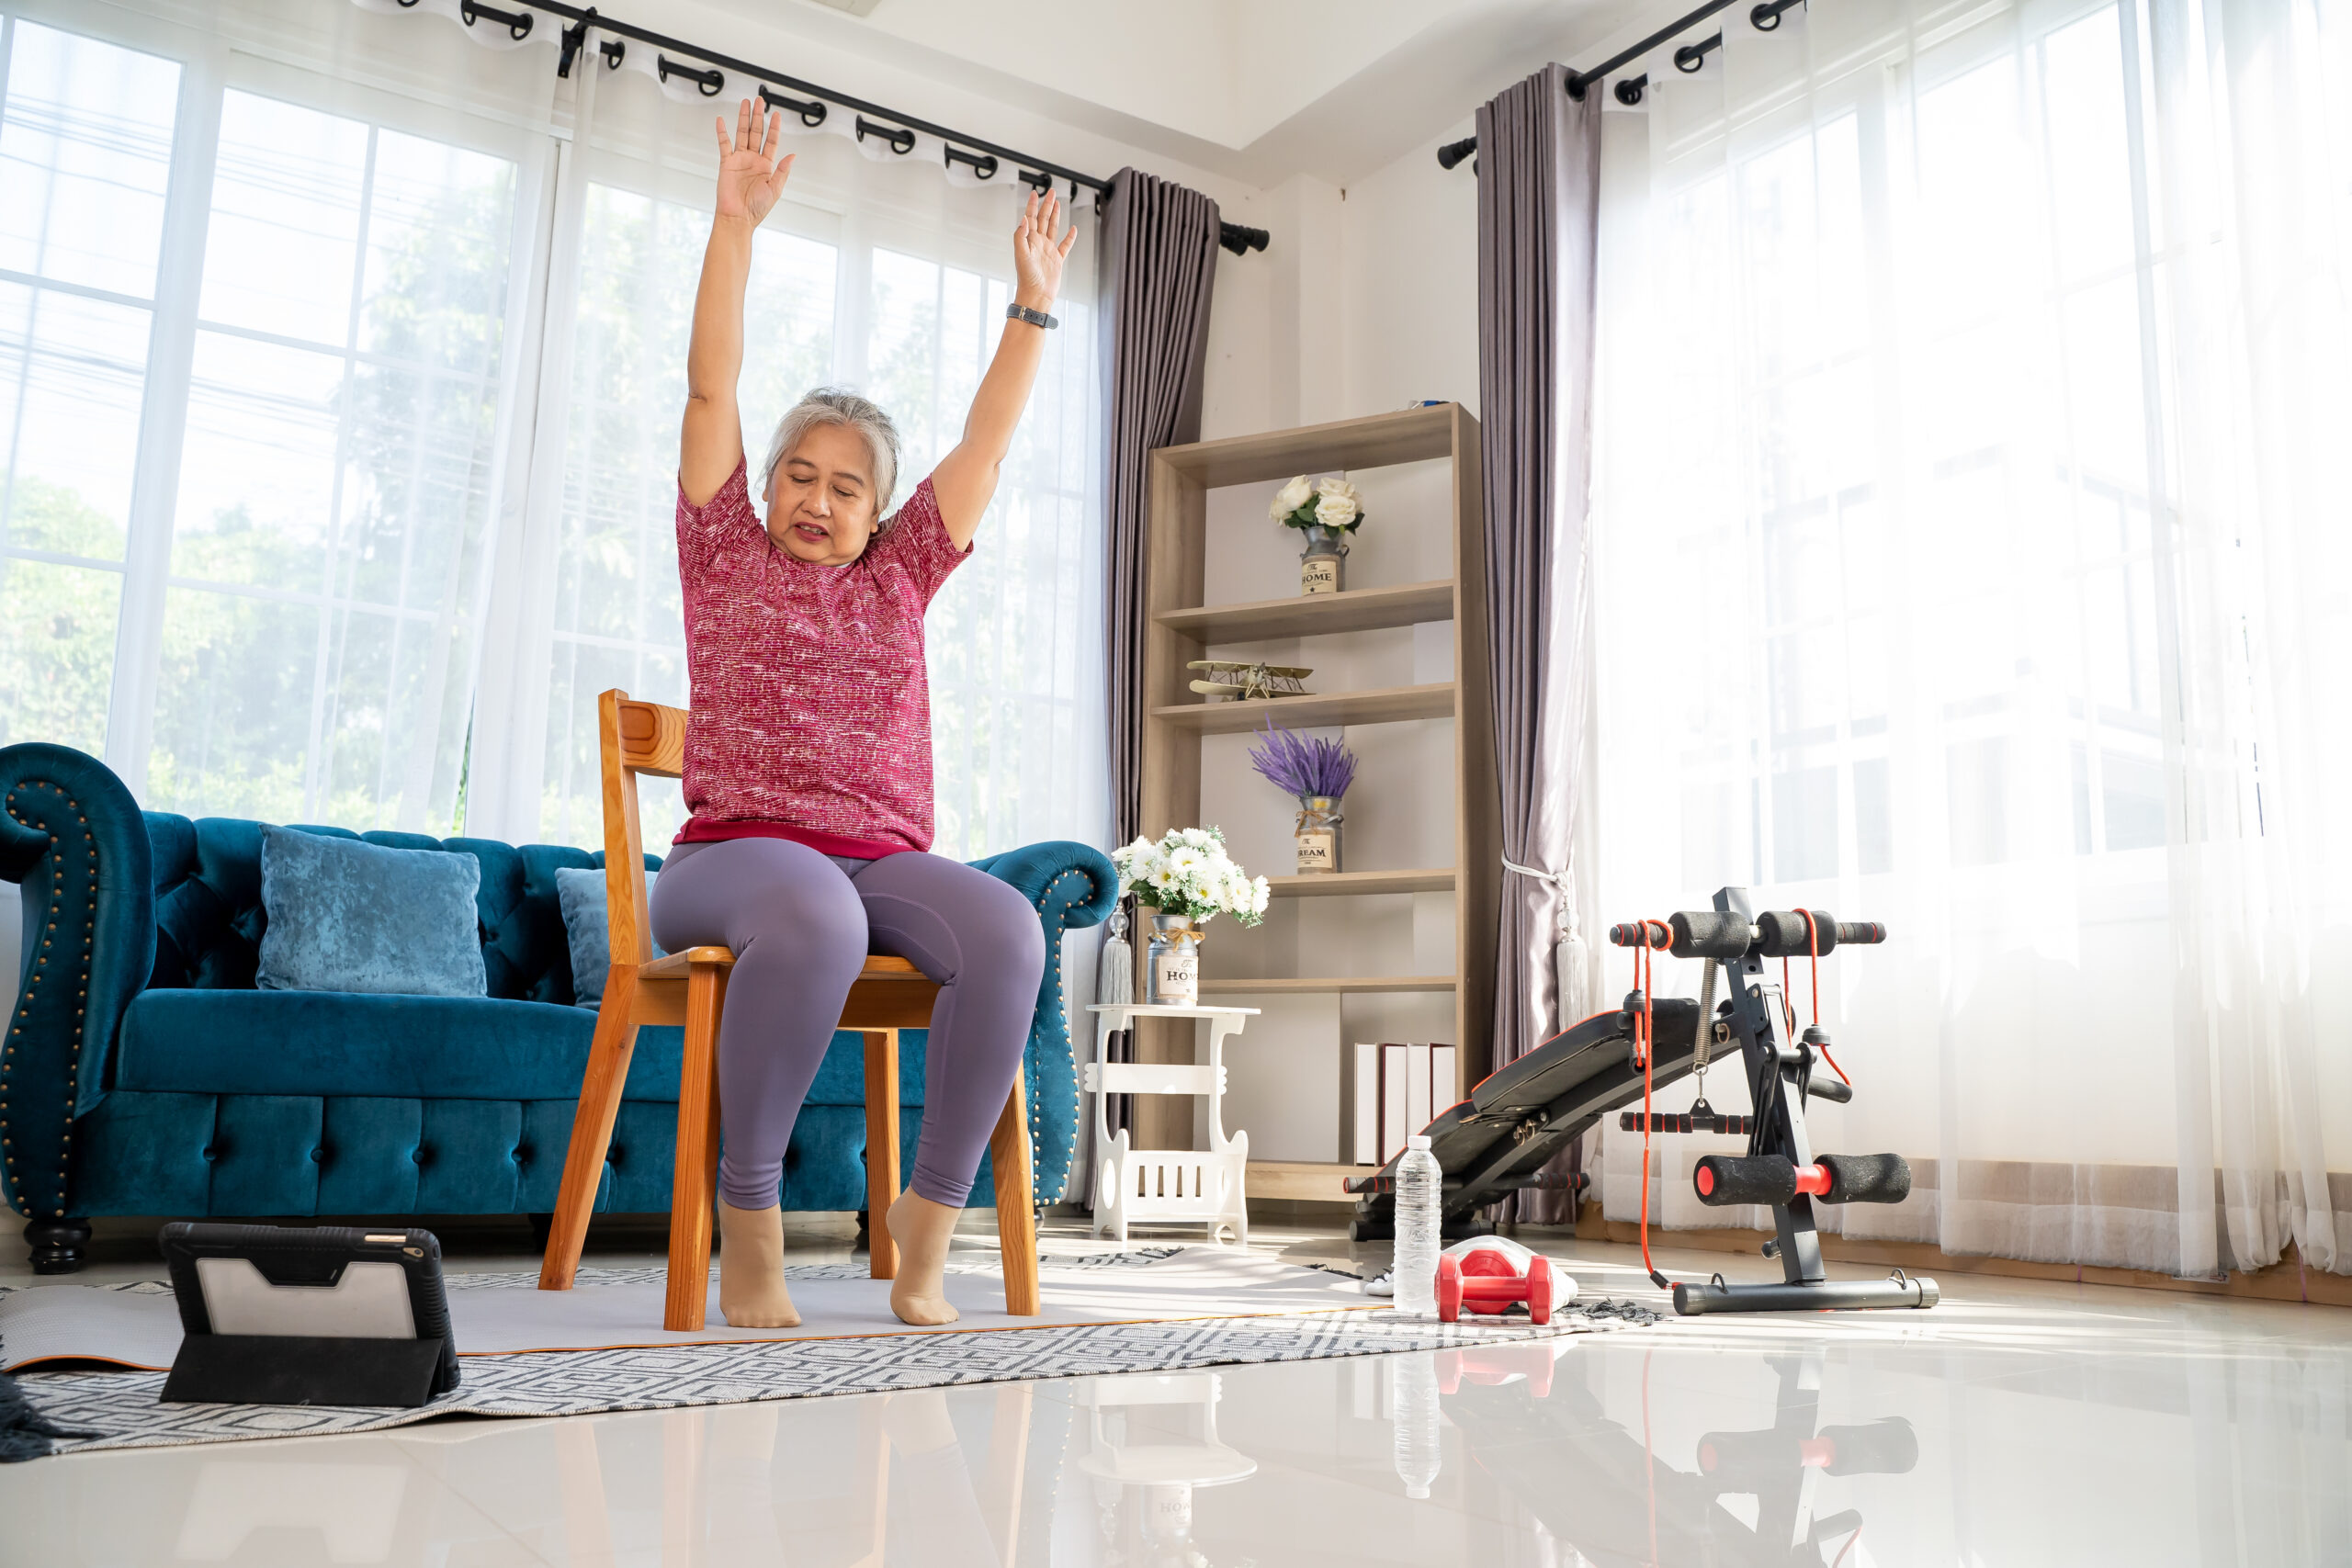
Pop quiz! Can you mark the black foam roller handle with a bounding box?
[1753,910,1888,955]
[1815,1152,1912,1205]
[1608,920,1670,948]
[1753,911,1815,956]
[1819,1417,1920,1476]
[1669,909,1751,959]
[1693,1155,1797,1207]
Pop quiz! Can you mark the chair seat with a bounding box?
[636,949,924,980]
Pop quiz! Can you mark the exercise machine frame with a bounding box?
[1347,886,1935,1316]
[1657,886,1934,1315]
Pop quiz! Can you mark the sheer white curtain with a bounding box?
[1590,0,2351,1275]
[460,49,1108,861]
[0,0,553,831]
[1,0,1108,863]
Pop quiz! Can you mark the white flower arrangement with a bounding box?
[1269,473,1365,534]
[1111,826,1271,927]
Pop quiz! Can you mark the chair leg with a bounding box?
[991,1066,1040,1316]
[540,972,641,1291]
[864,1030,900,1280]
[665,964,729,1331]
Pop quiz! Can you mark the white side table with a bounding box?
[1085,1003,1259,1245]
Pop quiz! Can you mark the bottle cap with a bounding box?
[1408,1134,1430,1150]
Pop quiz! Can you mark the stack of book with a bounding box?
[1345,1042,1459,1166]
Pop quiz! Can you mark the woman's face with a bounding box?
[765,422,882,565]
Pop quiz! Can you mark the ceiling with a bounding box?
[689,0,1657,187]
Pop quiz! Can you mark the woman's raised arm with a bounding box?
[929,190,1079,547]
[681,101,796,508]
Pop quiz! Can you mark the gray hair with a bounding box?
[759,388,902,528]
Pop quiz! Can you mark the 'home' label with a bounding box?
[1295,832,1336,873]
[1301,557,1340,595]
[1153,948,1198,1005]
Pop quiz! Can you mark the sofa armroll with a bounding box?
[0,743,155,1223]
[966,840,1118,932]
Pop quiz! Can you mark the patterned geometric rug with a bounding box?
[4,1251,1662,1457]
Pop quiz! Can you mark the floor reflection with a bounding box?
[18,1263,2350,1566]
[1433,1344,1912,1565]
[1075,1372,1256,1566]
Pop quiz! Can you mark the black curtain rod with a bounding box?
[458,1,1270,255]
[1435,0,1804,165]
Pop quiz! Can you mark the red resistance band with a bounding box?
[1630,918,1669,1290]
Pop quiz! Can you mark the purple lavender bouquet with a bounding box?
[1247,718,1357,803]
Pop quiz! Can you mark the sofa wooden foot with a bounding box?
[25,1218,91,1275]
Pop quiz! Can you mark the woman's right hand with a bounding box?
[714,99,794,226]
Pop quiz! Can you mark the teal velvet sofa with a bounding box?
[0,743,1114,1272]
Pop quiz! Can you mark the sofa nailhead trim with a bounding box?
[1,782,97,1221]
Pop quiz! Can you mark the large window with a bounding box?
[0,6,537,831]
[155,91,520,827]
[0,21,178,759]
[1,3,1108,864]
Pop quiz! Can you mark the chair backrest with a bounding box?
[598,689,688,969]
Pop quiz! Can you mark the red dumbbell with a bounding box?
[1433,1249,1561,1326]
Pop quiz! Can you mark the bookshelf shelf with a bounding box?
[1246,1160,1363,1203]
[1156,579,1455,642]
[1150,682,1453,735]
[1265,868,1454,898]
[1197,976,1458,996]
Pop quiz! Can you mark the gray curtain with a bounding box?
[1478,65,1602,1224]
[1100,168,1220,848]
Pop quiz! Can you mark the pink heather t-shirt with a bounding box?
[672,457,968,857]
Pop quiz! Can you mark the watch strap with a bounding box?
[1006,302,1058,330]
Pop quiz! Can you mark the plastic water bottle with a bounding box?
[1394,1134,1442,1316]
[1391,1353,1442,1499]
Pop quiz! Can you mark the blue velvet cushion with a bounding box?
[555,866,663,1006]
[256,825,487,997]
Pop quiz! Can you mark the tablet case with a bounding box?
[158,1224,460,1406]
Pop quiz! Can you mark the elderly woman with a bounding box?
[652,101,1076,1328]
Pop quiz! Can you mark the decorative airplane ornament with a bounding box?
[1186,660,1314,702]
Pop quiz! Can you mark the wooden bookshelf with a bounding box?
[1131,403,1498,1155]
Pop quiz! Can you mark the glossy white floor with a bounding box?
[4,1214,2349,1566]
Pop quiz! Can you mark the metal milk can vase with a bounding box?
[1147,912,1201,1006]
[1299,523,1349,596]
[1295,795,1342,874]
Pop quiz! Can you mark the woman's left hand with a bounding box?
[1012,189,1078,311]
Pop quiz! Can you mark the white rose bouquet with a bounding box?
[1111,827,1271,927]
[1269,473,1365,534]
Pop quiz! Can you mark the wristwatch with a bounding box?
[1006,302,1057,330]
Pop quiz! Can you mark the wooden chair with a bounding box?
[536,688,1042,1330]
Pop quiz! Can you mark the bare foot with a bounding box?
[716,1200,801,1327]
[885,1190,962,1325]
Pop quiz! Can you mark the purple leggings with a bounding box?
[650,839,1046,1211]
